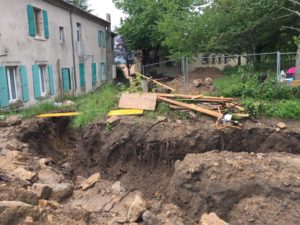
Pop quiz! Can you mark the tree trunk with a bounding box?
[295,41,300,80]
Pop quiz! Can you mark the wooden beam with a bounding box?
[158,96,223,118]
[137,73,176,92]
[158,93,203,99]
[108,109,144,116]
[157,93,238,101]
[36,112,80,118]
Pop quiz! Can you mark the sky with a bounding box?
[89,0,126,31]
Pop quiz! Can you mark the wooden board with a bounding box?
[137,73,176,92]
[291,80,300,87]
[119,92,157,111]
[108,109,144,116]
[158,96,223,119]
[36,112,80,118]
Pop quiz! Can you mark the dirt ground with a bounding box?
[165,67,224,94]
[0,116,300,225]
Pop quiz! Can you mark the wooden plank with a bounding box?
[36,112,80,118]
[177,98,234,103]
[157,93,238,101]
[137,73,176,92]
[291,80,300,87]
[108,109,144,116]
[158,93,203,99]
[158,96,223,118]
[119,92,157,110]
[226,103,245,111]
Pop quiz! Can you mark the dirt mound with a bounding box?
[166,67,224,94]
[170,152,300,225]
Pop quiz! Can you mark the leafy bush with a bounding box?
[218,71,299,100]
[265,100,300,119]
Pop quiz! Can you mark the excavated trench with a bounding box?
[16,117,300,225]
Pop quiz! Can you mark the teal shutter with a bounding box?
[20,66,29,102]
[103,32,106,48]
[43,10,49,39]
[48,65,54,95]
[98,31,101,47]
[0,67,9,107]
[32,65,41,99]
[92,63,97,85]
[79,63,85,87]
[62,68,71,92]
[27,5,36,37]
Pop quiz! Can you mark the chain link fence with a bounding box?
[141,51,300,86]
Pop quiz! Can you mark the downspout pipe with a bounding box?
[70,7,77,95]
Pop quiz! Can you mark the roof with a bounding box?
[45,0,110,27]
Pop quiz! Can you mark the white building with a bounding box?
[0,0,115,108]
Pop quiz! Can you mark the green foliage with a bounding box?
[216,70,300,100]
[20,102,60,118]
[127,74,143,93]
[265,100,300,119]
[65,0,90,11]
[72,85,120,128]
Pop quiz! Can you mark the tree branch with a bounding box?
[282,26,300,32]
[288,0,300,7]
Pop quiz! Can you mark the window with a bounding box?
[211,55,216,64]
[6,67,18,102]
[39,65,47,96]
[76,23,81,42]
[59,27,65,43]
[33,8,43,37]
[218,55,223,64]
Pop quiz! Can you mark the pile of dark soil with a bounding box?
[165,67,224,94]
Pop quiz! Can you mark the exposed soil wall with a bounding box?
[14,117,300,224]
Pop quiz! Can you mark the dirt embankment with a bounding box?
[7,117,299,225]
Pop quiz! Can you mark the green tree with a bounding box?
[159,0,299,59]
[113,0,169,64]
[66,0,89,11]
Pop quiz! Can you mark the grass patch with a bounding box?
[213,66,300,119]
[72,84,120,128]
[20,102,61,118]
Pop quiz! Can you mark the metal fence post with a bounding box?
[276,51,281,81]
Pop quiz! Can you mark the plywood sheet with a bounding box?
[119,93,157,110]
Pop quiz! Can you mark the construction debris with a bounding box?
[36,112,80,118]
[137,72,176,92]
[119,92,157,110]
[108,109,144,116]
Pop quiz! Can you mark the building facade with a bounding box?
[0,0,115,108]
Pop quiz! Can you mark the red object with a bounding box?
[287,67,296,74]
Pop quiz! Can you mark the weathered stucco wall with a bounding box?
[0,0,111,107]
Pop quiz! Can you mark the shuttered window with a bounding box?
[92,63,97,85]
[103,32,106,48]
[98,30,102,47]
[20,66,29,102]
[0,67,9,107]
[48,65,54,95]
[79,63,85,87]
[27,5,49,39]
[27,5,36,36]
[32,65,41,99]
[43,10,49,39]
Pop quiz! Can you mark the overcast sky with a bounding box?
[89,0,126,31]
